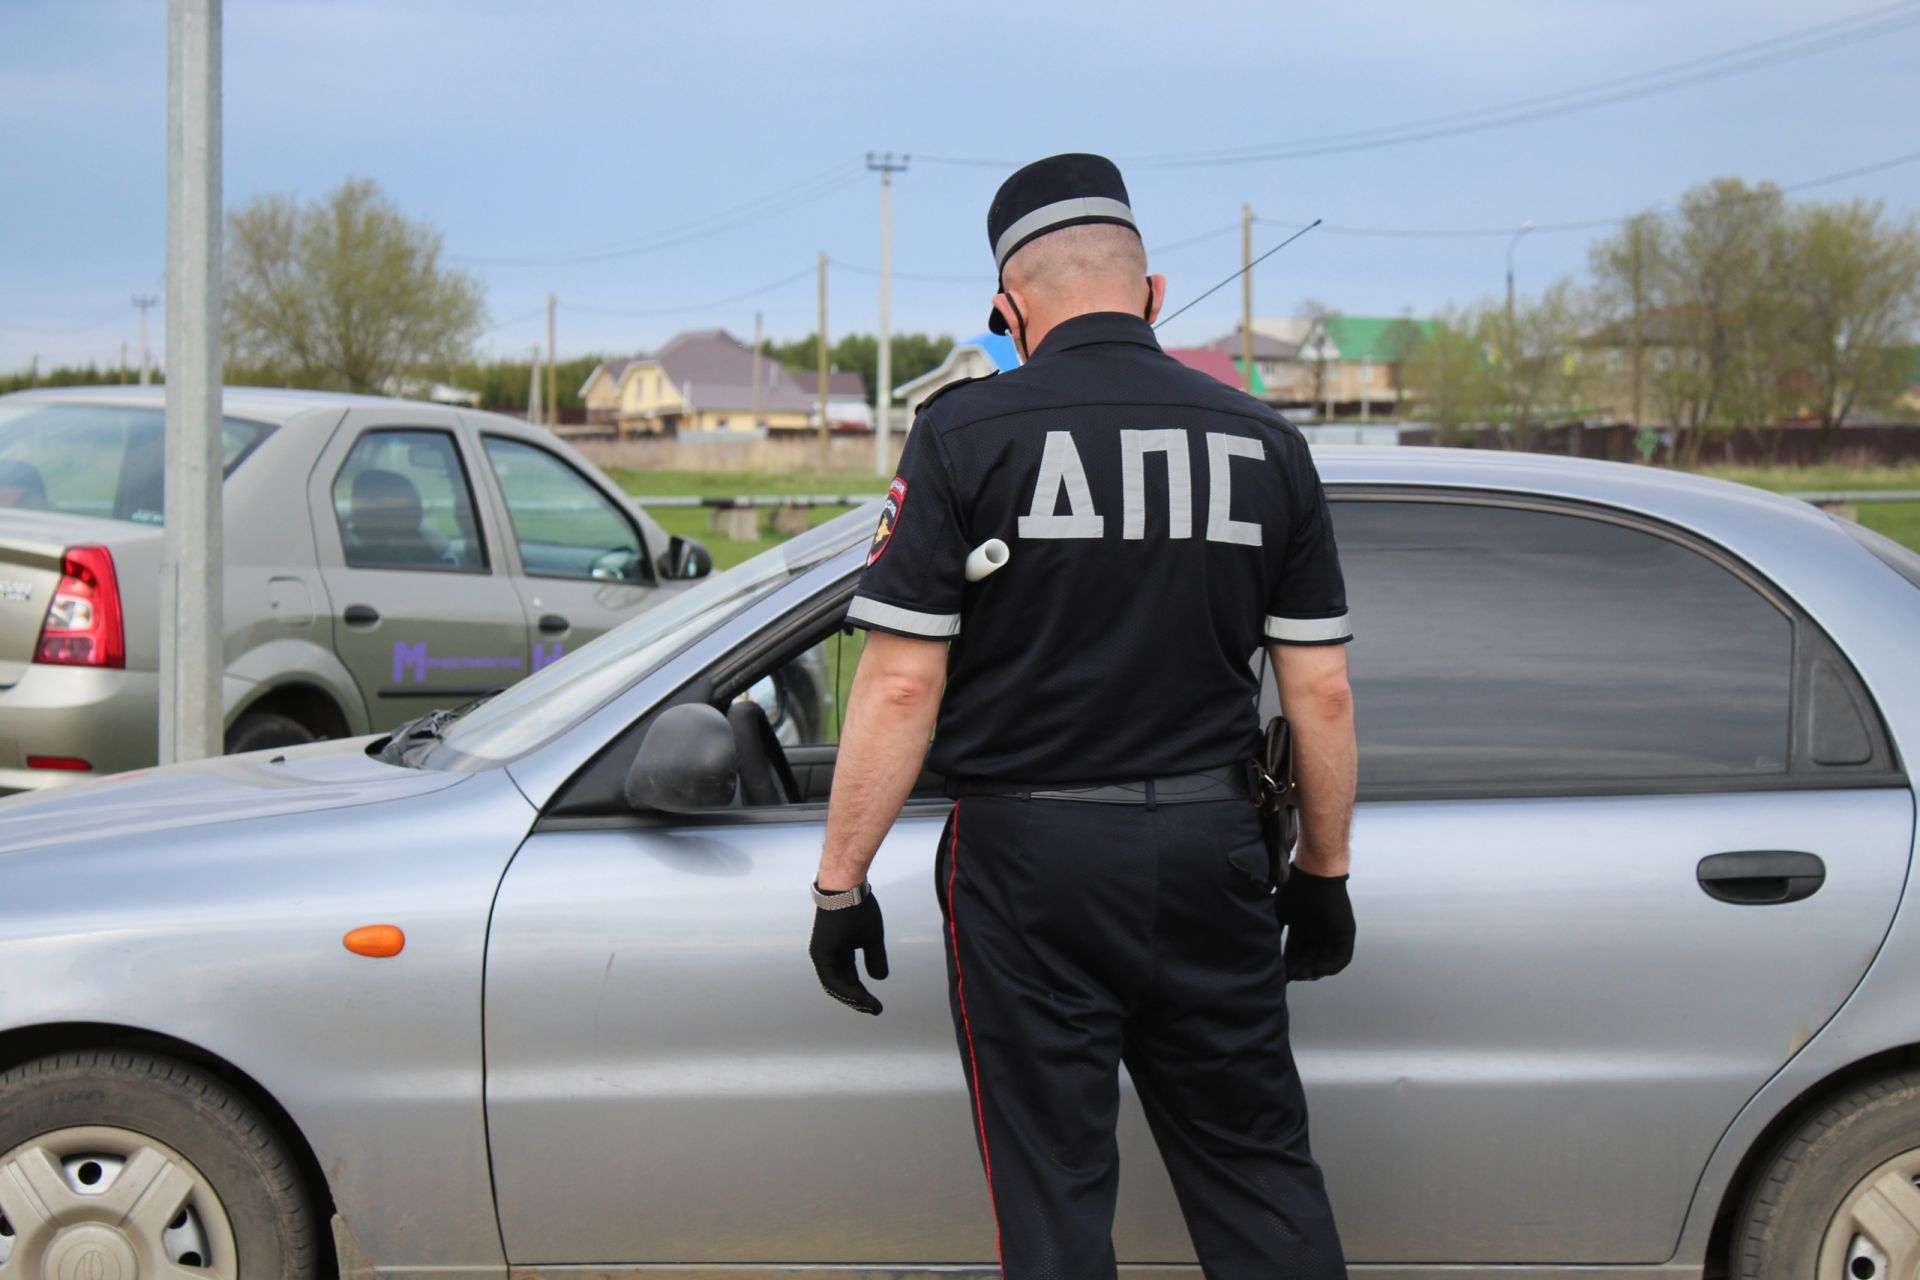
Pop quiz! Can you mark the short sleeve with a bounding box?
[1265,450,1351,645]
[846,422,970,639]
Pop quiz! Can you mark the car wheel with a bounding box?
[225,711,318,754]
[0,1050,316,1279]
[1735,1071,1920,1279]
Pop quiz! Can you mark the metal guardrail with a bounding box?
[1785,490,1920,504]
[631,493,883,509]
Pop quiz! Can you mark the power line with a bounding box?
[1248,148,1920,241]
[914,1,1920,172]
[452,161,866,268]
[565,265,817,317]
[480,304,547,335]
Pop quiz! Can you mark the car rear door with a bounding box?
[307,407,531,727]
[1252,493,1914,1267]
[471,431,659,667]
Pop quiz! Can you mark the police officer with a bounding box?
[808,153,1358,1280]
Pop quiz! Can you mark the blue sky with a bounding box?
[3,0,1917,375]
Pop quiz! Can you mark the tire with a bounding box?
[225,710,318,754]
[0,1049,317,1278]
[1734,1070,1920,1279]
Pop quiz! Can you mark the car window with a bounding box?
[423,504,874,770]
[1330,499,1794,790]
[482,436,650,583]
[740,627,865,747]
[0,403,273,524]
[332,429,488,572]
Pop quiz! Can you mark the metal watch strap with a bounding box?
[811,881,870,910]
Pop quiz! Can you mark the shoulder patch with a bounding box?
[868,476,907,566]
[918,371,998,414]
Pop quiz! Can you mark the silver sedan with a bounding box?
[0,447,1915,1280]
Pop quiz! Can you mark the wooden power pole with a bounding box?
[1241,203,1254,394]
[817,251,830,457]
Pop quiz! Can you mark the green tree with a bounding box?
[1776,199,1920,450]
[1404,308,1496,441]
[763,332,954,403]
[224,178,486,394]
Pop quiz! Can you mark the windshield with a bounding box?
[0,403,275,523]
[421,501,876,769]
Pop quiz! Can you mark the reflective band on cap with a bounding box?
[847,595,962,638]
[1265,613,1352,643]
[993,197,1137,269]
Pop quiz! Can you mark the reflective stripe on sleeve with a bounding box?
[847,595,962,638]
[1264,613,1352,643]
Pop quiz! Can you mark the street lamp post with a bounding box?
[1504,219,1535,356]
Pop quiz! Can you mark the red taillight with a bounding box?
[34,545,125,668]
[25,755,91,772]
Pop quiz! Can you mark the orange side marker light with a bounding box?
[343,924,406,958]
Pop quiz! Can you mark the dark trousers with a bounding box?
[935,796,1345,1280]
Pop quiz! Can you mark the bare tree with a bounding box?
[225,178,486,393]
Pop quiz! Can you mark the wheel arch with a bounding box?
[1702,1042,1920,1273]
[229,680,353,742]
[0,1020,340,1277]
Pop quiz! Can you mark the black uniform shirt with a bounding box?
[847,311,1349,785]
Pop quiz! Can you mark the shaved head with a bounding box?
[1002,223,1149,295]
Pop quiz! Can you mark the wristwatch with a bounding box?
[811,880,871,910]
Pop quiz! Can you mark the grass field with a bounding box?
[618,463,1920,572]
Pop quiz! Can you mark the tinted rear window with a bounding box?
[1334,500,1795,789]
[0,403,274,524]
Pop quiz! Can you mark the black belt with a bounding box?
[944,764,1250,806]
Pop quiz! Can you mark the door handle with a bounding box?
[343,604,380,626]
[1697,851,1826,905]
[538,614,570,634]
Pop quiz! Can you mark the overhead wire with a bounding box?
[452,160,866,268]
[913,1,1920,172]
[562,264,818,318]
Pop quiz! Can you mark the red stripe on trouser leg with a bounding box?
[948,800,1006,1275]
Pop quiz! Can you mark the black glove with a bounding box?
[1277,867,1355,981]
[809,887,890,1015]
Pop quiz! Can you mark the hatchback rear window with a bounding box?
[0,403,274,524]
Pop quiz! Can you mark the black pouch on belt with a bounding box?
[1246,716,1299,888]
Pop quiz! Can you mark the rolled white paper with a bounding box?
[965,538,1011,582]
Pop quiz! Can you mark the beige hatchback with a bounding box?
[0,385,709,794]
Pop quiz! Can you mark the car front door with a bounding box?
[482,615,992,1265]
[308,409,530,726]
[1271,493,1914,1267]
[474,433,658,669]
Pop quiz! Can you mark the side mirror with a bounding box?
[659,535,714,581]
[624,704,738,812]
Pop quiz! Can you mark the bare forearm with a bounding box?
[1271,644,1357,878]
[817,639,944,891]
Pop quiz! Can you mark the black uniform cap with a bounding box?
[986,153,1139,335]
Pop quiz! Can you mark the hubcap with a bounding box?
[0,1126,235,1278]
[1820,1147,1920,1279]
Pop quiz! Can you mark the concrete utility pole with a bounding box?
[817,250,830,457]
[526,343,541,425]
[546,292,558,431]
[119,340,128,384]
[750,310,763,432]
[1240,204,1254,394]
[867,152,908,476]
[159,0,223,766]
[133,294,158,384]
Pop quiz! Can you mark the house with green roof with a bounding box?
[1303,315,1437,420]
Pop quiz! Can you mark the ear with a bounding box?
[1144,273,1168,325]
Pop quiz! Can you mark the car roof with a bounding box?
[1309,444,1829,541]
[0,384,487,428]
